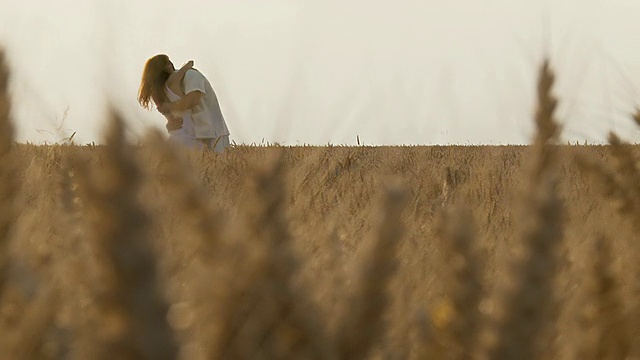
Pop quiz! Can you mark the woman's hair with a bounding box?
[138,54,172,110]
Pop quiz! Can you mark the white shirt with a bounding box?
[165,85,196,137]
[165,85,203,150]
[183,69,230,139]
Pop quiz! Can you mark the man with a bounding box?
[159,64,230,152]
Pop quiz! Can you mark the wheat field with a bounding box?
[1,50,640,359]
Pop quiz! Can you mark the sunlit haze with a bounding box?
[2,0,640,145]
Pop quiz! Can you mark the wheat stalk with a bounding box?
[436,206,485,359]
[74,111,177,360]
[0,48,17,298]
[632,107,640,128]
[0,51,58,358]
[141,130,231,358]
[143,130,223,265]
[577,236,630,360]
[488,58,564,360]
[604,133,640,230]
[336,185,408,360]
[4,287,56,359]
[213,154,332,359]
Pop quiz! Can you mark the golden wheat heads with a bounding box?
[0,39,639,360]
[488,59,565,360]
[436,206,485,359]
[73,111,177,360]
[577,236,631,360]
[212,155,333,360]
[0,48,16,294]
[337,185,408,360]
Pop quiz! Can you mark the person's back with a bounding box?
[182,69,230,149]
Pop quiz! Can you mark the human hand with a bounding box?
[166,117,183,132]
[185,60,194,69]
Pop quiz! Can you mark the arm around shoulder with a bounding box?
[168,90,203,113]
[183,69,207,95]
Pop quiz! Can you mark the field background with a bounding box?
[2,139,639,359]
[1,44,639,359]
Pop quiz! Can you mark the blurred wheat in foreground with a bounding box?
[1,48,640,360]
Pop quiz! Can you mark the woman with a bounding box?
[138,54,204,150]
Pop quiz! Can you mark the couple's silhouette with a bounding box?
[138,55,230,152]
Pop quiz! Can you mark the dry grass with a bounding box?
[1,49,640,359]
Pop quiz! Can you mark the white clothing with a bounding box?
[165,85,203,150]
[183,69,230,139]
[202,135,230,153]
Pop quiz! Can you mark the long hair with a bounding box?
[138,54,172,110]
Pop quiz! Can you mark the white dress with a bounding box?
[165,85,204,150]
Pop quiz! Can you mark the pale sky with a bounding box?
[2,0,640,145]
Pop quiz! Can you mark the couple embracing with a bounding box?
[138,54,230,152]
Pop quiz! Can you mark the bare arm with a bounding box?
[176,60,193,78]
[158,69,206,115]
[159,91,203,114]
